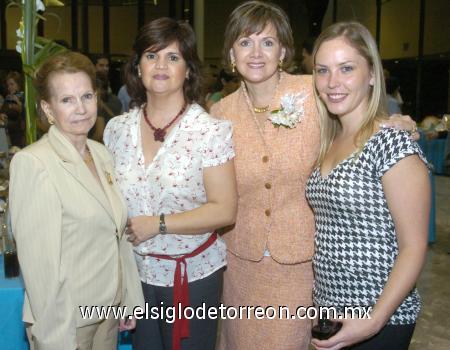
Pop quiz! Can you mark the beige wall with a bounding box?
[43,6,72,46]
[322,0,450,59]
[425,0,450,55]
[110,6,137,55]
[5,6,20,51]
[322,0,377,36]
[380,0,420,59]
[4,1,450,59]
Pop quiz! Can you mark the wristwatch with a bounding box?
[159,213,167,235]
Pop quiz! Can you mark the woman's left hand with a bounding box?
[119,317,136,331]
[381,114,420,140]
[125,216,158,246]
[311,317,382,350]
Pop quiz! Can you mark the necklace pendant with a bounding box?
[154,128,166,142]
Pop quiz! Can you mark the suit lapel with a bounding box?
[48,127,117,227]
[88,141,127,236]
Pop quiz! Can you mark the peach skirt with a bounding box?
[218,253,313,350]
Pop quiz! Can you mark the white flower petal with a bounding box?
[36,0,45,12]
[16,41,22,54]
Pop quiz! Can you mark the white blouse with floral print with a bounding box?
[104,103,234,287]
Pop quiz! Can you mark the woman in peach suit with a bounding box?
[210,3,318,349]
[210,2,417,349]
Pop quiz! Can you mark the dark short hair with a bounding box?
[222,1,294,70]
[34,52,96,104]
[125,17,202,107]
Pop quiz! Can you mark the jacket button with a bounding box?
[265,183,272,189]
[262,155,269,163]
[265,209,271,216]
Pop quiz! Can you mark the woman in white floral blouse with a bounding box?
[103,18,238,350]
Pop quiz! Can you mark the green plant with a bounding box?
[11,0,67,144]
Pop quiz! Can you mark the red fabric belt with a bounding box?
[146,232,218,350]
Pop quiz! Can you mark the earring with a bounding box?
[278,59,283,72]
[47,117,54,125]
[231,61,236,74]
[185,71,189,79]
[137,67,142,78]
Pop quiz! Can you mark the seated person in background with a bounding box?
[386,76,402,115]
[1,71,25,147]
[206,69,239,110]
[89,72,122,142]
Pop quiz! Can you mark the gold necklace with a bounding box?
[242,73,281,116]
[253,105,270,113]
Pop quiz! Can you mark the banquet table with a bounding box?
[417,136,447,244]
[0,254,28,350]
[418,137,448,175]
[0,255,132,349]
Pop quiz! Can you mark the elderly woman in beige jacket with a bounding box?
[9,52,144,350]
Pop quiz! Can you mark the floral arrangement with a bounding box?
[10,0,67,144]
[269,93,308,129]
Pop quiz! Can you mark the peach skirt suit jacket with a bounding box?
[210,73,320,350]
[9,126,144,350]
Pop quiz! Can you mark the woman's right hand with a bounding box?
[125,216,159,246]
[311,316,382,350]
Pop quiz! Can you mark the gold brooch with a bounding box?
[105,171,113,185]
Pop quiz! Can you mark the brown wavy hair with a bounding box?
[125,17,202,108]
[222,1,294,70]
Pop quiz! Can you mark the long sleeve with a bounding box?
[9,152,77,350]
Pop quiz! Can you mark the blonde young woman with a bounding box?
[210,1,417,349]
[307,22,430,350]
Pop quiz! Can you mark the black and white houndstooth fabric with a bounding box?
[306,128,429,325]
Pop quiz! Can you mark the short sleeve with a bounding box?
[202,119,235,168]
[374,128,430,177]
[103,119,114,150]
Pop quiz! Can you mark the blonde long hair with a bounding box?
[312,21,388,165]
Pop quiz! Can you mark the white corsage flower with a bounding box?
[269,93,308,128]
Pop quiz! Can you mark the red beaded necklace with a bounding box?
[143,103,187,142]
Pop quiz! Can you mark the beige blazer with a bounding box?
[9,126,144,350]
[210,73,320,264]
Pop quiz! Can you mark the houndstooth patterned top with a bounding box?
[306,128,428,325]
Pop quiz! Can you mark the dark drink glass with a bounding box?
[311,317,342,340]
[4,250,20,278]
